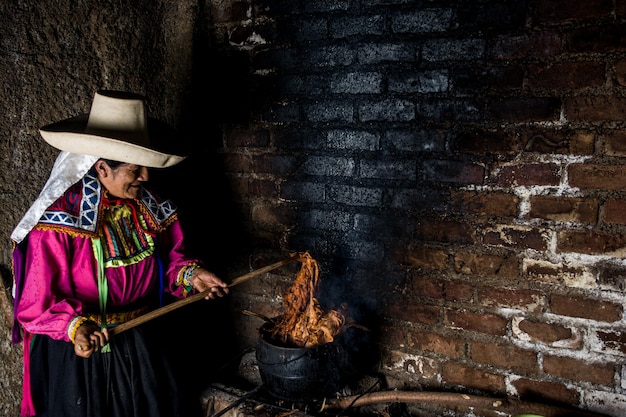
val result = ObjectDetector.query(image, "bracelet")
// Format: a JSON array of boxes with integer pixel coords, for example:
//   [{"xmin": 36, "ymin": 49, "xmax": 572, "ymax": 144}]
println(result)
[
  {"xmin": 182, "ymin": 264, "xmax": 200, "ymax": 288},
  {"xmin": 67, "ymin": 316, "xmax": 89, "ymax": 344}
]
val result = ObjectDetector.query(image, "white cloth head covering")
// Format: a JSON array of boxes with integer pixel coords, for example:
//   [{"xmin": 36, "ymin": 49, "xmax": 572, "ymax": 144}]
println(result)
[
  {"xmin": 11, "ymin": 151, "xmax": 98, "ymax": 244},
  {"xmin": 12, "ymin": 90, "xmax": 186, "ymax": 244}
]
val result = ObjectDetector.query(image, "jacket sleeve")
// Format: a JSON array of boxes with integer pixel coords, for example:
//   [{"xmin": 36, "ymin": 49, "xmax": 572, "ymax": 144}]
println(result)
[
  {"xmin": 159, "ymin": 218, "xmax": 205, "ymax": 299},
  {"xmin": 15, "ymin": 229, "xmax": 97, "ymax": 342}
]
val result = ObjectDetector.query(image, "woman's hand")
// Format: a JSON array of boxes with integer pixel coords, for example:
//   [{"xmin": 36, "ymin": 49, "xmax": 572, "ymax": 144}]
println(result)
[
  {"xmin": 191, "ymin": 267, "xmax": 230, "ymax": 300},
  {"xmin": 73, "ymin": 322, "xmax": 110, "ymax": 358}
]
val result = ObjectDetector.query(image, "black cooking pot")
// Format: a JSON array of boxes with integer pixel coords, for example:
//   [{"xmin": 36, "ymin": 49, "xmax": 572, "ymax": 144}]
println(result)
[{"xmin": 256, "ymin": 324, "xmax": 345, "ymax": 402}]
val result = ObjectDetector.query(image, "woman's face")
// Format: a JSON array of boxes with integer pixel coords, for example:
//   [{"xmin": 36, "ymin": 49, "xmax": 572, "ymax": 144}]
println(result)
[{"xmin": 94, "ymin": 160, "xmax": 149, "ymax": 199}]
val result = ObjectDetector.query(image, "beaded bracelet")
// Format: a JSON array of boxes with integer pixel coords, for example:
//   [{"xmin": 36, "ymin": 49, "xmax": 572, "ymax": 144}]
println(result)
[
  {"xmin": 175, "ymin": 263, "xmax": 200, "ymax": 296},
  {"xmin": 67, "ymin": 316, "xmax": 90, "ymax": 344},
  {"xmin": 182, "ymin": 263, "xmax": 200, "ymax": 288}
]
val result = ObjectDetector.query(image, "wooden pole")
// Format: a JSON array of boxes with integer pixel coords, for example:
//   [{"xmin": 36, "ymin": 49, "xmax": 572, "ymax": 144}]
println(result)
[
  {"xmin": 107, "ymin": 255, "xmax": 300, "ymax": 337},
  {"xmin": 321, "ymin": 391, "xmax": 611, "ymax": 417}
]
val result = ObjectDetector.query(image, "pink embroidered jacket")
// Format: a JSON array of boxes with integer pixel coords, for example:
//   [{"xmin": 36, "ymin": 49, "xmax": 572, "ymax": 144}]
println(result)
[{"xmin": 13, "ymin": 171, "xmax": 200, "ymax": 342}]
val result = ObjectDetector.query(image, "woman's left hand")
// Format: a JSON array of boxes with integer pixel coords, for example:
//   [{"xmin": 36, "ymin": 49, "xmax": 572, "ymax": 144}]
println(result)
[
  {"xmin": 74, "ymin": 322, "xmax": 110, "ymax": 358},
  {"xmin": 190, "ymin": 267, "xmax": 230, "ymax": 299}
]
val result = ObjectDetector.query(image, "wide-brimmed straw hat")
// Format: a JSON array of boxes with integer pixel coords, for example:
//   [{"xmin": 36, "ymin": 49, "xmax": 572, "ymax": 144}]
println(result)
[{"xmin": 39, "ymin": 90, "xmax": 186, "ymax": 168}]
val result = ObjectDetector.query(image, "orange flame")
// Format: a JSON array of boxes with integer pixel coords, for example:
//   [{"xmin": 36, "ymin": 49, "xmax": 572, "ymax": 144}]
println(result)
[{"xmin": 267, "ymin": 252, "xmax": 346, "ymax": 348}]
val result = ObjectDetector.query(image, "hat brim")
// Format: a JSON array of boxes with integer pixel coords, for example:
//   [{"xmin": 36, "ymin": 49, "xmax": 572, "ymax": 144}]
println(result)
[{"xmin": 39, "ymin": 114, "xmax": 186, "ymax": 168}]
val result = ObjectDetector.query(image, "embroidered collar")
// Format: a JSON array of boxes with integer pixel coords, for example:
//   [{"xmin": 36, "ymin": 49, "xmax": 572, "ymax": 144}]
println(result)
[{"xmin": 38, "ymin": 171, "xmax": 177, "ymax": 236}]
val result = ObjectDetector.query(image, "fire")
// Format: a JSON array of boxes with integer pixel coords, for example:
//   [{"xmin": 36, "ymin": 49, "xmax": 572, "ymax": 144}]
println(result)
[{"xmin": 267, "ymin": 251, "xmax": 346, "ymax": 348}]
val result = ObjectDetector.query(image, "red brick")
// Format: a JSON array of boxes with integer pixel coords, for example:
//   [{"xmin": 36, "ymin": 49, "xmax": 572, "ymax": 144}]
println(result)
[
  {"xmin": 486, "ymin": 98, "xmax": 561, "ymax": 122},
  {"xmin": 411, "ymin": 274, "xmax": 474, "ymax": 303},
  {"xmin": 492, "ymin": 163, "xmax": 560, "ymax": 186},
  {"xmin": 550, "ymin": 293, "xmax": 623, "ymax": 322},
  {"xmin": 567, "ymin": 96, "xmax": 626, "ymax": 121},
  {"xmin": 528, "ymin": 61, "xmax": 605, "ymax": 90},
  {"xmin": 415, "ymin": 219, "xmax": 475, "ymax": 245},
  {"xmin": 512, "ymin": 378, "xmax": 580, "ymax": 406},
  {"xmin": 524, "ymin": 260, "xmax": 592, "ymax": 287},
  {"xmin": 520, "ymin": 129, "xmax": 594, "ymax": 155},
  {"xmin": 441, "ymin": 280, "xmax": 474, "ymax": 303},
  {"xmin": 604, "ymin": 199, "xmax": 626, "ymax": 225},
  {"xmin": 514, "ymin": 318, "xmax": 581, "ymax": 347},
  {"xmin": 403, "ymin": 246, "xmax": 448, "ymax": 269},
  {"xmin": 470, "ymin": 341, "xmax": 538, "ymax": 373},
  {"xmin": 542, "ymin": 355, "xmax": 615, "ymax": 385},
  {"xmin": 600, "ymin": 129, "xmax": 626, "ymax": 155},
  {"xmin": 615, "ymin": 59, "xmax": 626, "ymax": 87},
  {"xmin": 568, "ymin": 164, "xmax": 626, "ymax": 190},
  {"xmin": 595, "ymin": 330, "xmax": 626, "ymax": 355},
  {"xmin": 409, "ymin": 273, "xmax": 446, "ymax": 299},
  {"xmin": 450, "ymin": 191, "xmax": 519, "ymax": 217},
  {"xmin": 407, "ymin": 331, "xmax": 465, "ymax": 358},
  {"xmin": 379, "ymin": 324, "xmax": 407, "ymax": 348},
  {"xmin": 478, "ymin": 287, "xmax": 544, "ymax": 312},
  {"xmin": 557, "ymin": 229, "xmax": 626, "ymax": 255},
  {"xmin": 565, "ymin": 131, "xmax": 595, "ymax": 154},
  {"xmin": 528, "ymin": 196, "xmax": 598, "ymax": 224},
  {"xmin": 443, "ymin": 361, "xmax": 506, "ymax": 393},
  {"xmin": 454, "ymin": 252, "xmax": 519, "ymax": 278},
  {"xmin": 446, "ymin": 309, "xmax": 507, "ymax": 336},
  {"xmin": 383, "ymin": 302, "xmax": 440, "ymax": 326},
  {"xmin": 483, "ymin": 226, "xmax": 548, "ymax": 251}
]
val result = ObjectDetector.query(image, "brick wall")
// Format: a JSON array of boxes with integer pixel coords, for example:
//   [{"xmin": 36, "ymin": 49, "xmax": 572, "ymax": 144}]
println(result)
[{"xmin": 206, "ymin": 0, "xmax": 626, "ymax": 416}]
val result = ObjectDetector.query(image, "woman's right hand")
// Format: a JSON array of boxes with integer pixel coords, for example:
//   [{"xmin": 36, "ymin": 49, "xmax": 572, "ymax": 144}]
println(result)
[{"xmin": 73, "ymin": 322, "xmax": 110, "ymax": 358}]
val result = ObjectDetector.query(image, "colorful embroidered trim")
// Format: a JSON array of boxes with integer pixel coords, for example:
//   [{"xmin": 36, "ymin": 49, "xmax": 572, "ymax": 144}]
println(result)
[
  {"xmin": 67, "ymin": 316, "xmax": 90, "ymax": 344},
  {"xmin": 37, "ymin": 171, "xmax": 178, "ymax": 237},
  {"xmin": 183, "ymin": 264, "xmax": 199, "ymax": 287},
  {"xmin": 177, "ymin": 263, "xmax": 199, "ymax": 296},
  {"xmin": 99, "ymin": 201, "xmax": 156, "ymax": 267},
  {"xmin": 39, "ymin": 174, "xmax": 101, "ymax": 235},
  {"xmin": 83, "ymin": 305, "xmax": 150, "ymax": 326}
]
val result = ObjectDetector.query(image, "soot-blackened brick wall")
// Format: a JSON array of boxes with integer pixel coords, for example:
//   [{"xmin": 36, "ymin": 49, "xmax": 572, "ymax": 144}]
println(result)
[{"xmin": 206, "ymin": 1, "xmax": 626, "ymax": 416}]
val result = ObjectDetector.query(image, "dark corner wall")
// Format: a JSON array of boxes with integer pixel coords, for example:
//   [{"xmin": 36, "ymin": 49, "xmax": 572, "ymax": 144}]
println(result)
[
  {"xmin": 2, "ymin": 1, "xmax": 626, "ymax": 416},
  {"xmin": 0, "ymin": 1, "xmax": 202, "ymax": 414}
]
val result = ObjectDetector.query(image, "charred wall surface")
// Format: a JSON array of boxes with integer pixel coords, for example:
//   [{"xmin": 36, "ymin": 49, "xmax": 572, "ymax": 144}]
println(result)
[
  {"xmin": 1, "ymin": 1, "xmax": 626, "ymax": 416},
  {"xmin": 209, "ymin": 1, "xmax": 626, "ymax": 416}
]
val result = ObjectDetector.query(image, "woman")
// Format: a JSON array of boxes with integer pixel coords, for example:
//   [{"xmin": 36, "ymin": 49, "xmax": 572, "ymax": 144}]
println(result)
[{"xmin": 11, "ymin": 90, "xmax": 229, "ymax": 417}]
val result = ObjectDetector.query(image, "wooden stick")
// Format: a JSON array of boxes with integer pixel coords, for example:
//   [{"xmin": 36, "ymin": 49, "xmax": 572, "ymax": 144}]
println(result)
[{"xmin": 108, "ymin": 255, "xmax": 300, "ymax": 337}]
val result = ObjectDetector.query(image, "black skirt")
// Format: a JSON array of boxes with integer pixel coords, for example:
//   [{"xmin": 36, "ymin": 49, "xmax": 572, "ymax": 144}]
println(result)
[{"xmin": 29, "ymin": 327, "xmax": 183, "ymax": 417}]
